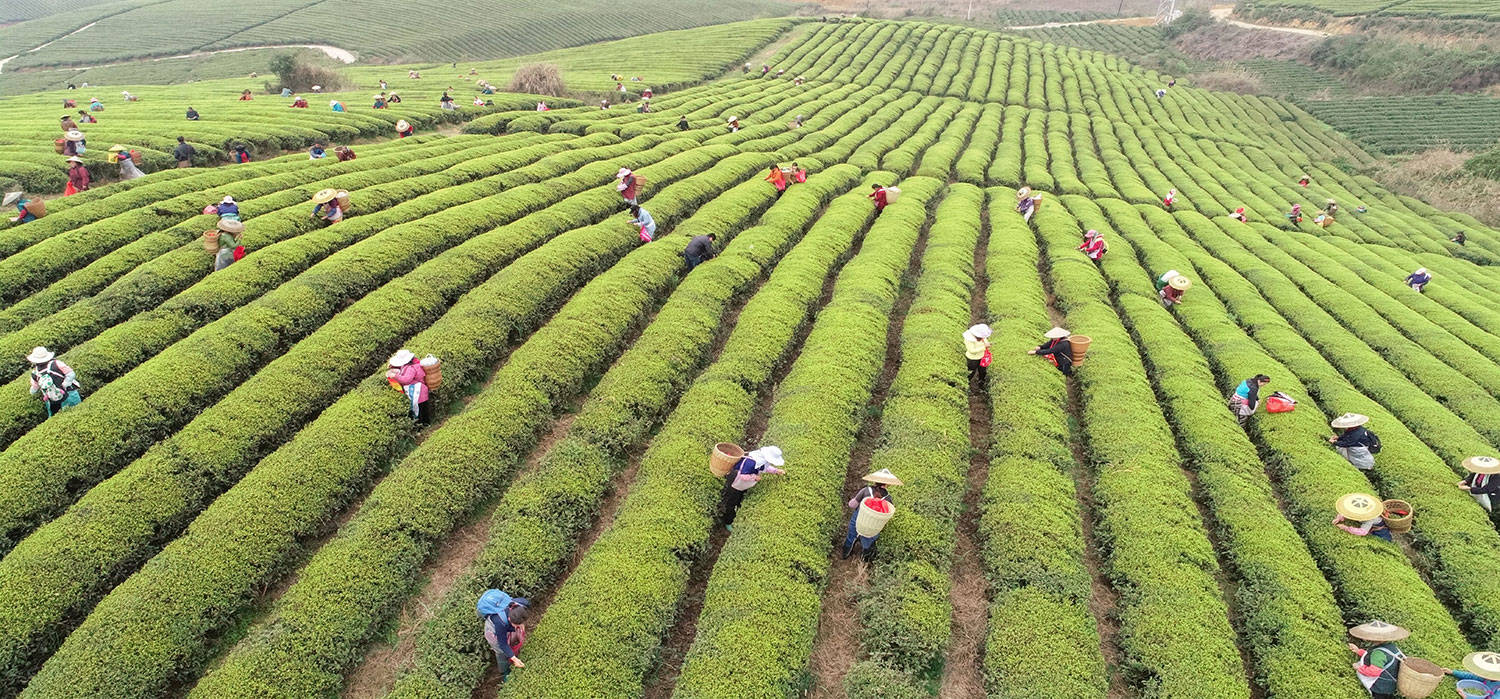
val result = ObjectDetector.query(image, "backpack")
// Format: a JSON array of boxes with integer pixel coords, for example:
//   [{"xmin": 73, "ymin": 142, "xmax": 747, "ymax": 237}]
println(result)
[
  {"xmin": 34, "ymin": 363, "xmax": 66, "ymax": 402},
  {"xmin": 477, "ymin": 589, "xmax": 513, "ymax": 619},
  {"xmin": 1367, "ymin": 430, "xmax": 1381, "ymax": 455}
]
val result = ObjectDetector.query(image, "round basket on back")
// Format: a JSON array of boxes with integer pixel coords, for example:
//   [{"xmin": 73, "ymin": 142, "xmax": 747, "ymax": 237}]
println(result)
[
  {"xmin": 335, "ymin": 190, "xmax": 351, "ymax": 210},
  {"xmin": 1069, "ymin": 335, "xmax": 1093, "ymax": 366},
  {"xmin": 420, "ymin": 355, "xmax": 443, "ymax": 389},
  {"xmin": 202, "ymin": 230, "xmax": 220, "ymax": 253},
  {"xmin": 709, "ymin": 442, "xmax": 743, "ymax": 478},
  {"xmin": 1396, "ymin": 657, "xmax": 1443, "ymax": 699},
  {"xmin": 1383, "ymin": 499, "xmax": 1413, "ymax": 533},
  {"xmin": 855, "ymin": 497, "xmax": 894, "ymax": 537},
  {"xmin": 23, "ymin": 199, "xmax": 46, "ymax": 218}
]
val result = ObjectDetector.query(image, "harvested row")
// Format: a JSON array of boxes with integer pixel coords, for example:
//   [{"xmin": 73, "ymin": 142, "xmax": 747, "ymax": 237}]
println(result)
[
  {"xmin": 385, "ymin": 166, "xmax": 863, "ymax": 699},
  {"xmin": 0, "ymin": 137, "xmax": 702, "ymax": 555},
  {"xmin": 671, "ymin": 178, "xmax": 947, "ymax": 697},
  {"xmin": 1062, "ymin": 195, "xmax": 1359, "ymax": 697},
  {"xmin": 1122, "ymin": 207, "xmax": 1472, "ymax": 659},
  {"xmin": 842, "ymin": 183, "xmax": 979, "ymax": 694},
  {"xmin": 499, "ymin": 177, "xmax": 916, "ymax": 697},
  {"xmin": 0, "ymin": 139, "xmax": 715, "ymax": 692},
  {"xmin": 979, "ymin": 191, "xmax": 1108, "ymax": 698},
  {"xmin": 1032, "ymin": 201, "xmax": 1252, "ymax": 697},
  {"xmin": 184, "ymin": 152, "xmax": 781, "ymax": 697}
]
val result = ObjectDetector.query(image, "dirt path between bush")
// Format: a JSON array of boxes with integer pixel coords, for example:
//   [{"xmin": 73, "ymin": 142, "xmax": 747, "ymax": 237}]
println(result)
[
  {"xmin": 3, "ymin": 43, "xmax": 356, "ymax": 76},
  {"xmin": 937, "ymin": 206, "xmax": 992, "ymax": 699},
  {"xmin": 1209, "ymin": 5, "xmax": 1332, "ymax": 37}
]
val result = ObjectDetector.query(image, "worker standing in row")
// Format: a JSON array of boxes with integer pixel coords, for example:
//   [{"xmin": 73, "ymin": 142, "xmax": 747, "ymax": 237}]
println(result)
[
  {"xmin": 212, "ymin": 219, "xmax": 245, "ymax": 271},
  {"xmin": 628, "ymin": 205, "xmax": 656, "ymax": 242},
  {"xmin": 174, "ymin": 136, "xmax": 195, "ymax": 168},
  {"xmin": 1078, "ymin": 229, "xmax": 1105, "ymax": 264},
  {"xmin": 27, "ymin": 346, "xmax": 82, "ymax": 418},
  {"xmin": 963, "ymin": 323, "xmax": 991, "ymax": 385},
  {"xmin": 616, "ymin": 168, "xmax": 640, "ymax": 207},
  {"xmin": 719, "ymin": 446, "xmax": 785, "ymax": 531},
  {"xmin": 1346, "ymin": 620, "xmax": 1407, "ymax": 698},
  {"xmin": 65, "ymin": 156, "xmax": 90, "ymax": 195},
  {"xmin": 841, "ymin": 469, "xmax": 900, "ymax": 562},
  {"xmin": 476, "ymin": 589, "xmax": 529, "ymax": 681},
  {"xmin": 109, "ymin": 145, "xmax": 145, "ymax": 180},
  {"xmin": 386, "ymin": 348, "xmax": 432, "ymax": 423},
  {"xmin": 869, "ymin": 183, "xmax": 890, "ymax": 215},
  {"xmin": 683, "ymin": 233, "xmax": 716, "ymax": 270}
]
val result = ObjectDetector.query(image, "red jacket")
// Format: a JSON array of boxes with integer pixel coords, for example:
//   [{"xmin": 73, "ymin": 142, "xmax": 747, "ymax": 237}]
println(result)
[
  {"xmin": 620, "ymin": 175, "xmax": 638, "ymax": 201},
  {"xmin": 869, "ymin": 188, "xmax": 888, "ymax": 209}
]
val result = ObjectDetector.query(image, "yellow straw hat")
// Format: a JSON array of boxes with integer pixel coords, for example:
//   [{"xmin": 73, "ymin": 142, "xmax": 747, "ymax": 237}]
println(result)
[
  {"xmin": 1335, "ymin": 492, "xmax": 1383, "ymax": 521},
  {"xmin": 1017, "ymin": 186, "xmax": 1032, "ymax": 199},
  {"xmin": 862, "ymin": 469, "xmax": 903, "ymax": 486},
  {"xmin": 108, "ymin": 144, "xmax": 128, "ymax": 152},
  {"xmin": 395, "ymin": 119, "xmax": 410, "ymax": 132},
  {"xmin": 312, "ymin": 188, "xmax": 338, "ymax": 204},
  {"xmin": 1348, "ymin": 620, "xmax": 1410, "ymax": 642},
  {"xmin": 64, "ymin": 130, "xmax": 85, "ymax": 141},
  {"xmin": 216, "ymin": 219, "xmax": 245, "ymax": 234},
  {"xmin": 1463, "ymin": 652, "xmax": 1500, "ymax": 681},
  {"xmin": 1463, "ymin": 456, "xmax": 1500, "ymax": 475},
  {"xmin": 1169, "ymin": 276, "xmax": 1191, "ymax": 291}
]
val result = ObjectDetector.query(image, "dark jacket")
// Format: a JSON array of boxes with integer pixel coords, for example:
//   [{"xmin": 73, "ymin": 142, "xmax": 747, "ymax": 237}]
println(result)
[
  {"xmin": 1463, "ymin": 472, "xmax": 1500, "ymax": 496},
  {"xmin": 173, "ymin": 142, "xmax": 196, "ymax": 162},
  {"xmin": 1035, "ymin": 338, "xmax": 1073, "ymax": 369},
  {"xmin": 1332, "ymin": 426, "xmax": 1375, "ymax": 449},
  {"xmin": 683, "ymin": 235, "xmax": 714, "ymax": 261}
]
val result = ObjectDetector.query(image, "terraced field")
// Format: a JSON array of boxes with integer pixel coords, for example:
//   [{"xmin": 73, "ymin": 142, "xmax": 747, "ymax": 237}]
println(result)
[
  {"xmin": 4, "ymin": 16, "xmax": 1500, "ymax": 699},
  {"xmin": 1301, "ymin": 94, "xmax": 1500, "ymax": 153},
  {"xmin": 1244, "ymin": 0, "xmax": 1500, "ymax": 19}
]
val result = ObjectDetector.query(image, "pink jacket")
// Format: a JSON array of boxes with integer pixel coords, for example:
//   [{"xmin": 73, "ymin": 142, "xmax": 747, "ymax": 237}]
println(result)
[{"xmin": 391, "ymin": 362, "xmax": 429, "ymax": 403}]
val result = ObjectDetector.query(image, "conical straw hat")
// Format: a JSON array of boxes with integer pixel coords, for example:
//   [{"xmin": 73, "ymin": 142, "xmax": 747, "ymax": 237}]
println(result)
[
  {"xmin": 312, "ymin": 188, "xmax": 338, "ymax": 204},
  {"xmin": 1335, "ymin": 493, "xmax": 1382, "ymax": 521},
  {"xmin": 108, "ymin": 144, "xmax": 128, "ymax": 152},
  {"xmin": 862, "ymin": 469, "xmax": 903, "ymax": 486},
  {"xmin": 1169, "ymin": 276, "xmax": 1191, "ymax": 291},
  {"xmin": 1016, "ymin": 186, "xmax": 1032, "ymax": 199},
  {"xmin": 1348, "ymin": 620, "xmax": 1410, "ymax": 642},
  {"xmin": 1463, "ymin": 456, "xmax": 1500, "ymax": 474},
  {"xmin": 395, "ymin": 119, "xmax": 410, "ymax": 131},
  {"xmin": 1331, "ymin": 413, "xmax": 1369, "ymax": 429},
  {"xmin": 216, "ymin": 219, "xmax": 245, "ymax": 234},
  {"xmin": 2, "ymin": 191, "xmax": 21, "ymax": 207},
  {"xmin": 1463, "ymin": 652, "xmax": 1500, "ymax": 681},
  {"xmin": 64, "ymin": 130, "xmax": 84, "ymax": 141}
]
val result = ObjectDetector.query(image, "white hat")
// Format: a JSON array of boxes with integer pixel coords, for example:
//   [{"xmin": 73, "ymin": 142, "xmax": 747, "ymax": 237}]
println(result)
[
  {"xmin": 862, "ymin": 468, "xmax": 903, "ymax": 486},
  {"xmin": 1462, "ymin": 456, "xmax": 1500, "ymax": 475},
  {"xmin": 1331, "ymin": 413, "xmax": 1369, "ymax": 429},
  {"xmin": 388, "ymin": 349, "xmax": 416, "ymax": 367},
  {"xmin": 374, "ymin": 93, "xmax": 385, "ymax": 98},
  {"xmin": 1464, "ymin": 652, "xmax": 1500, "ymax": 681},
  {"xmin": 1414, "ymin": 268, "xmax": 1427, "ymax": 275},
  {"xmin": 221, "ymin": 195, "xmax": 235, "ymax": 205},
  {"xmin": 1169, "ymin": 276, "xmax": 1191, "ymax": 291},
  {"xmin": 395, "ymin": 120, "xmax": 410, "ymax": 131},
  {"xmin": 1348, "ymin": 620, "xmax": 1409, "ymax": 642},
  {"xmin": 616, "ymin": 168, "xmax": 631, "ymax": 179},
  {"xmin": 727, "ymin": 115, "xmax": 738, "ymax": 122},
  {"xmin": 66, "ymin": 156, "xmax": 84, "ymax": 163},
  {"xmin": 64, "ymin": 129, "xmax": 84, "ymax": 141},
  {"xmin": 967, "ymin": 324, "xmax": 991, "ymax": 339},
  {"xmin": 1044, "ymin": 327, "xmax": 1071, "ymax": 339},
  {"xmin": 2, "ymin": 191, "xmax": 22, "ymax": 207},
  {"xmin": 26, "ymin": 346, "xmax": 54, "ymax": 363},
  {"xmin": 749, "ymin": 445, "xmax": 784, "ymax": 467},
  {"xmin": 1085, "ymin": 229, "xmax": 1100, "ymax": 238},
  {"xmin": 330, "ymin": 100, "xmax": 339, "ymax": 106}
]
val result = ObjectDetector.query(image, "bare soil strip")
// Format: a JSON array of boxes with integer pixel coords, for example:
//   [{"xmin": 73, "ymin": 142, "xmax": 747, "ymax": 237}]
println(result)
[
  {"xmin": 805, "ymin": 206, "xmax": 934, "ymax": 699},
  {"xmin": 937, "ymin": 205, "xmax": 992, "ymax": 699}
]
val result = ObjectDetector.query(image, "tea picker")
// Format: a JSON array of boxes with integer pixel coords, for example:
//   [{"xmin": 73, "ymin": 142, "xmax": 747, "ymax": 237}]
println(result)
[
  {"xmin": 628, "ymin": 205, "xmax": 656, "ymax": 242},
  {"xmin": 713, "ymin": 445, "xmax": 785, "ymax": 531},
  {"xmin": 1333, "ymin": 492, "xmax": 1394, "ymax": 543},
  {"xmin": 205, "ymin": 219, "xmax": 246, "ymax": 272},
  {"xmin": 842, "ymin": 469, "xmax": 901, "ymax": 562},
  {"xmin": 1158, "ymin": 274, "xmax": 1190, "ymax": 307},
  {"xmin": 5, "ymin": 191, "xmax": 44, "ymax": 224},
  {"xmin": 1445, "ymin": 652, "xmax": 1500, "ymax": 697},
  {"xmin": 476, "ymin": 589, "xmax": 529, "ymax": 681},
  {"xmin": 1329, "ymin": 413, "xmax": 1380, "ymax": 471},
  {"xmin": 385, "ymin": 348, "xmax": 435, "ymax": 423},
  {"xmin": 1346, "ymin": 620, "xmax": 1409, "ymax": 699},
  {"xmin": 1457, "ymin": 456, "xmax": 1500, "ymax": 513},
  {"xmin": 963, "ymin": 323, "xmax": 991, "ymax": 384},
  {"xmin": 311, "ymin": 188, "xmax": 346, "ymax": 226},
  {"xmin": 26, "ymin": 346, "xmax": 82, "ymax": 419},
  {"xmin": 1405, "ymin": 268, "xmax": 1431, "ymax": 293},
  {"xmin": 1029, "ymin": 326, "xmax": 1085, "ymax": 377},
  {"xmin": 1077, "ymin": 229, "xmax": 1106, "ymax": 263},
  {"xmin": 1228, "ymin": 374, "xmax": 1271, "ymax": 427}
]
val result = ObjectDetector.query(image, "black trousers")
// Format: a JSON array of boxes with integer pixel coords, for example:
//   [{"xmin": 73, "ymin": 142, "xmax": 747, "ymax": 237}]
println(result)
[
  {"xmin": 966, "ymin": 357, "xmax": 986, "ymax": 383},
  {"xmin": 719, "ymin": 475, "xmax": 747, "ymax": 525}
]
